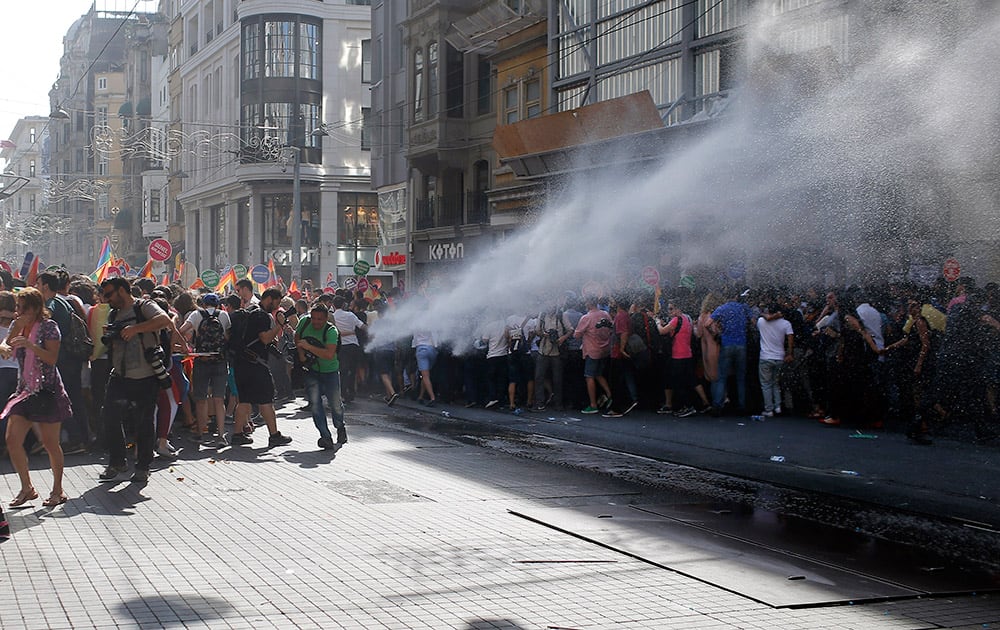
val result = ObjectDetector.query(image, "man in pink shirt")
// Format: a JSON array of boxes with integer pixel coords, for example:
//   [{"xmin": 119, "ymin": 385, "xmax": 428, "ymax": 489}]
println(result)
[{"xmin": 574, "ymin": 298, "xmax": 614, "ymax": 414}]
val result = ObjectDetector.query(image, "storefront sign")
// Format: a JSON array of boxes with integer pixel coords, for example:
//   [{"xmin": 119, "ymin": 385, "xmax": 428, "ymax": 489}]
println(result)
[
  {"xmin": 428, "ymin": 242, "xmax": 464, "ymax": 261},
  {"xmin": 264, "ymin": 248, "xmax": 320, "ymax": 265},
  {"xmin": 375, "ymin": 250, "xmax": 407, "ymax": 268}
]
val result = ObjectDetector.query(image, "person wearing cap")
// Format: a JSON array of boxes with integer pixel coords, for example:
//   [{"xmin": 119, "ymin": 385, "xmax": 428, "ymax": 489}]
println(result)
[
  {"xmin": 295, "ymin": 302, "xmax": 347, "ymax": 449},
  {"xmin": 179, "ymin": 293, "xmax": 231, "ymax": 447}
]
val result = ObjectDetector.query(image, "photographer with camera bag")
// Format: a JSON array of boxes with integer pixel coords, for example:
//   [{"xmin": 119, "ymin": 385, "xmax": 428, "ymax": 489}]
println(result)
[
  {"xmin": 294, "ymin": 302, "xmax": 346, "ymax": 449},
  {"xmin": 97, "ymin": 278, "xmax": 173, "ymax": 483}
]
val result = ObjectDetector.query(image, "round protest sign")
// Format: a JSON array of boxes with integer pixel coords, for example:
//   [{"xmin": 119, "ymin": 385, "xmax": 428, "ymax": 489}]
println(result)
[
  {"xmin": 250, "ymin": 264, "xmax": 270, "ymax": 284},
  {"xmin": 201, "ymin": 269, "xmax": 221, "ymax": 287},
  {"xmin": 353, "ymin": 260, "xmax": 371, "ymax": 277},
  {"xmin": 148, "ymin": 238, "xmax": 172, "ymax": 262},
  {"xmin": 233, "ymin": 264, "xmax": 248, "ymax": 279}
]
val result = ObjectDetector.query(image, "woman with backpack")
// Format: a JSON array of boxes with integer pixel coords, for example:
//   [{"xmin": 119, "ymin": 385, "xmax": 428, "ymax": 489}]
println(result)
[{"xmin": 658, "ymin": 300, "xmax": 698, "ymax": 417}]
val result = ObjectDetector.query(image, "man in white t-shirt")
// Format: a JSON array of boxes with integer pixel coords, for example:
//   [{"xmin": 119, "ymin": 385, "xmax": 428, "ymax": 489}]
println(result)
[
  {"xmin": 757, "ymin": 305, "xmax": 794, "ymax": 416},
  {"xmin": 332, "ymin": 295, "xmax": 366, "ymax": 402}
]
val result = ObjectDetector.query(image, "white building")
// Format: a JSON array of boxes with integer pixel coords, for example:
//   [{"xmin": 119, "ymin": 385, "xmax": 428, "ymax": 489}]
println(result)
[
  {"xmin": 0, "ymin": 117, "xmax": 53, "ymax": 268},
  {"xmin": 171, "ymin": 0, "xmax": 374, "ymax": 286}
]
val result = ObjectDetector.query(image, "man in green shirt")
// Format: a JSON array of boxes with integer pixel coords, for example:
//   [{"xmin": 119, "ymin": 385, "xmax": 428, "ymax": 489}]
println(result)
[{"xmin": 294, "ymin": 302, "xmax": 346, "ymax": 449}]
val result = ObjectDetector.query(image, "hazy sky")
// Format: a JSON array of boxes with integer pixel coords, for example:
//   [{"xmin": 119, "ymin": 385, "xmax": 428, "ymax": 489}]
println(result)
[{"xmin": 0, "ymin": 1, "xmax": 158, "ymax": 168}]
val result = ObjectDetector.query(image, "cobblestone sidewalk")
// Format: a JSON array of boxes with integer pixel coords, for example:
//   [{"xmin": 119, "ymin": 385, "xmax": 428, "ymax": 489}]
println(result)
[{"xmin": 0, "ymin": 402, "xmax": 997, "ymax": 629}]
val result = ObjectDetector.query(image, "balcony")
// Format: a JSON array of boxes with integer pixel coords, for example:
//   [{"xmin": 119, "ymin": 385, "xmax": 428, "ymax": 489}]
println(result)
[
  {"xmin": 466, "ymin": 191, "xmax": 489, "ymax": 224},
  {"xmin": 414, "ymin": 195, "xmax": 462, "ymax": 231}
]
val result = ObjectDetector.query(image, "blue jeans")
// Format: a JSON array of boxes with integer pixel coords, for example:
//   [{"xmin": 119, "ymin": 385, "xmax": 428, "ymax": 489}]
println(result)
[
  {"xmin": 712, "ymin": 345, "xmax": 747, "ymax": 410},
  {"xmin": 304, "ymin": 370, "xmax": 345, "ymax": 440},
  {"xmin": 758, "ymin": 359, "xmax": 784, "ymax": 413}
]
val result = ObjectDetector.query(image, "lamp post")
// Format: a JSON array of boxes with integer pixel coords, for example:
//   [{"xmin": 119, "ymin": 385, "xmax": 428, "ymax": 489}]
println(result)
[{"xmin": 291, "ymin": 145, "xmax": 302, "ymax": 286}]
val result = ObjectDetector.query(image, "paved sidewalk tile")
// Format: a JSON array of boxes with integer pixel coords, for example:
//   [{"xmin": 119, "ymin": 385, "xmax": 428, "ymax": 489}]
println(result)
[{"xmin": 0, "ymin": 402, "xmax": 997, "ymax": 629}]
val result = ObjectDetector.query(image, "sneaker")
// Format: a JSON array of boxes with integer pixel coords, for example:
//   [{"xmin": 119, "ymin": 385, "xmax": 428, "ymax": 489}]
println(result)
[
  {"xmin": 130, "ymin": 469, "xmax": 150, "ymax": 483},
  {"xmin": 696, "ymin": 404, "xmax": 712, "ymax": 414},
  {"xmin": 213, "ymin": 434, "xmax": 229, "ymax": 448},
  {"xmin": 98, "ymin": 464, "xmax": 127, "ymax": 481},
  {"xmin": 485, "ymin": 400, "xmax": 499, "ymax": 409},
  {"xmin": 268, "ymin": 432, "xmax": 293, "ymax": 447},
  {"xmin": 600, "ymin": 397, "xmax": 613, "ymax": 412},
  {"xmin": 155, "ymin": 443, "xmax": 178, "ymax": 459},
  {"xmin": 386, "ymin": 393, "xmax": 399, "ymax": 406},
  {"xmin": 622, "ymin": 401, "xmax": 638, "ymax": 415},
  {"xmin": 774, "ymin": 406, "xmax": 782, "ymax": 415},
  {"xmin": 317, "ymin": 436, "xmax": 336, "ymax": 450},
  {"xmin": 511, "ymin": 407, "xmax": 524, "ymax": 416},
  {"xmin": 532, "ymin": 404, "xmax": 547, "ymax": 412},
  {"xmin": 761, "ymin": 411, "xmax": 774, "ymax": 417},
  {"xmin": 424, "ymin": 399, "xmax": 436, "ymax": 408},
  {"xmin": 820, "ymin": 416, "xmax": 841, "ymax": 426},
  {"xmin": 597, "ymin": 394, "xmax": 609, "ymax": 408},
  {"xmin": 581, "ymin": 406, "xmax": 600, "ymax": 414},
  {"xmin": 674, "ymin": 407, "xmax": 697, "ymax": 418},
  {"xmin": 656, "ymin": 405, "xmax": 673, "ymax": 415},
  {"xmin": 336, "ymin": 427, "xmax": 348, "ymax": 445},
  {"xmin": 602, "ymin": 410, "xmax": 623, "ymax": 418},
  {"xmin": 230, "ymin": 433, "xmax": 253, "ymax": 446}
]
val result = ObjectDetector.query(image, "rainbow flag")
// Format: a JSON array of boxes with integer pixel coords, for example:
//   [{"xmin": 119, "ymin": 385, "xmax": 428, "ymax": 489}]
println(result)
[
  {"xmin": 215, "ymin": 268, "xmax": 238, "ymax": 293},
  {"xmin": 25, "ymin": 255, "xmax": 40, "ymax": 286},
  {"xmin": 189, "ymin": 278, "xmax": 205, "ymax": 290},
  {"xmin": 89, "ymin": 238, "xmax": 113, "ymax": 282},
  {"xmin": 287, "ymin": 279, "xmax": 298, "ymax": 294},
  {"xmin": 266, "ymin": 259, "xmax": 278, "ymax": 288},
  {"xmin": 139, "ymin": 259, "xmax": 155, "ymax": 279},
  {"xmin": 161, "ymin": 273, "xmax": 169, "ymax": 286}
]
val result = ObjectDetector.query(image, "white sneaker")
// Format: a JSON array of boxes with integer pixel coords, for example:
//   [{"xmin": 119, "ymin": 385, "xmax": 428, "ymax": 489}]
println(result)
[
  {"xmin": 155, "ymin": 442, "xmax": 178, "ymax": 458},
  {"xmin": 774, "ymin": 406, "xmax": 782, "ymax": 415},
  {"xmin": 761, "ymin": 411, "xmax": 774, "ymax": 417}
]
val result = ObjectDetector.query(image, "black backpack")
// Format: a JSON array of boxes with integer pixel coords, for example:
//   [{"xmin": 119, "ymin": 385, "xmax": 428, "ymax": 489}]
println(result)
[{"xmin": 194, "ymin": 309, "xmax": 227, "ymax": 357}]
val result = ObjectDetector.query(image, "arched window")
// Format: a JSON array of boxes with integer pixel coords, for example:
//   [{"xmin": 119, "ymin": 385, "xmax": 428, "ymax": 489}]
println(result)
[{"xmin": 413, "ymin": 48, "xmax": 424, "ymax": 122}]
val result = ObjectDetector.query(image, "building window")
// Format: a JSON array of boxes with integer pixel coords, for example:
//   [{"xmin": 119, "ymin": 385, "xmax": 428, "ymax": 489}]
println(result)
[
  {"xmin": 413, "ymin": 48, "xmax": 424, "ymax": 122},
  {"xmin": 242, "ymin": 22, "xmax": 260, "ymax": 80},
  {"xmin": 98, "ymin": 159, "xmax": 108, "ymax": 176},
  {"xmin": 503, "ymin": 87, "xmax": 519, "ymax": 124},
  {"xmin": 97, "ymin": 77, "xmax": 107, "ymax": 90},
  {"xmin": 150, "ymin": 190, "xmax": 161, "ymax": 222},
  {"xmin": 243, "ymin": 101, "xmax": 321, "ymax": 150},
  {"xmin": 262, "ymin": 193, "xmax": 320, "ymax": 250},
  {"xmin": 338, "ymin": 192, "xmax": 379, "ymax": 247},
  {"xmin": 361, "ymin": 107, "xmax": 371, "ymax": 150},
  {"xmin": 427, "ymin": 42, "xmax": 439, "ymax": 118},
  {"xmin": 211, "ymin": 203, "xmax": 226, "ymax": 265},
  {"xmin": 29, "ymin": 160, "xmax": 36, "ymax": 178},
  {"xmin": 361, "ymin": 39, "xmax": 372, "ymax": 83},
  {"xmin": 97, "ymin": 106, "xmax": 108, "ymax": 127},
  {"xmin": 299, "ymin": 21, "xmax": 320, "ymax": 80},
  {"xmin": 98, "ymin": 193, "xmax": 109, "ymax": 220},
  {"xmin": 525, "ymin": 79, "xmax": 541, "ymax": 118},
  {"xmin": 29, "ymin": 194, "xmax": 36, "ymax": 212},
  {"xmin": 477, "ymin": 57, "xmax": 493, "ymax": 115},
  {"xmin": 264, "ymin": 20, "xmax": 295, "ymax": 77},
  {"xmin": 29, "ymin": 128, "xmax": 36, "ymax": 143}
]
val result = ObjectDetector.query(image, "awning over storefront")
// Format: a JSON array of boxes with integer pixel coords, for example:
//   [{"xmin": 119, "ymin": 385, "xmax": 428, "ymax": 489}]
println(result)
[
  {"xmin": 493, "ymin": 91, "xmax": 670, "ymax": 179},
  {"xmin": 118, "ymin": 97, "xmax": 151, "ymax": 117},
  {"xmin": 493, "ymin": 91, "xmax": 720, "ymax": 180}
]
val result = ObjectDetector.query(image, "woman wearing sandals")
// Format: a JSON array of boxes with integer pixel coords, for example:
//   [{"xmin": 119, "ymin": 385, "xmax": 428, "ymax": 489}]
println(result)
[{"xmin": 0, "ymin": 287, "xmax": 73, "ymax": 508}]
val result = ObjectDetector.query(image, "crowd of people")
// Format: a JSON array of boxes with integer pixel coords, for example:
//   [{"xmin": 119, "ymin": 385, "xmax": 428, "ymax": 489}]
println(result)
[{"xmin": 0, "ymin": 266, "xmax": 997, "ymax": 517}]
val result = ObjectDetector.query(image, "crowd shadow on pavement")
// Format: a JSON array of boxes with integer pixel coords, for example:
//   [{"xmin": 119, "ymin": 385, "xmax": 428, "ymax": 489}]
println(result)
[
  {"xmin": 460, "ymin": 621, "xmax": 527, "ymax": 630},
  {"xmin": 114, "ymin": 594, "xmax": 234, "ymax": 627}
]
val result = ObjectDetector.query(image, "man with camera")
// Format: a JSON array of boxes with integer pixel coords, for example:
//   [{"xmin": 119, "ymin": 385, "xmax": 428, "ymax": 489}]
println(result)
[
  {"xmin": 97, "ymin": 277, "xmax": 173, "ymax": 482},
  {"xmin": 294, "ymin": 302, "xmax": 346, "ymax": 449}
]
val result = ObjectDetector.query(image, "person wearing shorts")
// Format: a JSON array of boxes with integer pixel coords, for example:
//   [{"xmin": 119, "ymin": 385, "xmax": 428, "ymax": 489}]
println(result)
[{"xmin": 230, "ymin": 289, "xmax": 291, "ymax": 448}]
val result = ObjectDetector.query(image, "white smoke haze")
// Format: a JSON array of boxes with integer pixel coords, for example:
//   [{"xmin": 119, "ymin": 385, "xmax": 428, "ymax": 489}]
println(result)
[{"xmin": 381, "ymin": 1, "xmax": 1000, "ymax": 349}]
